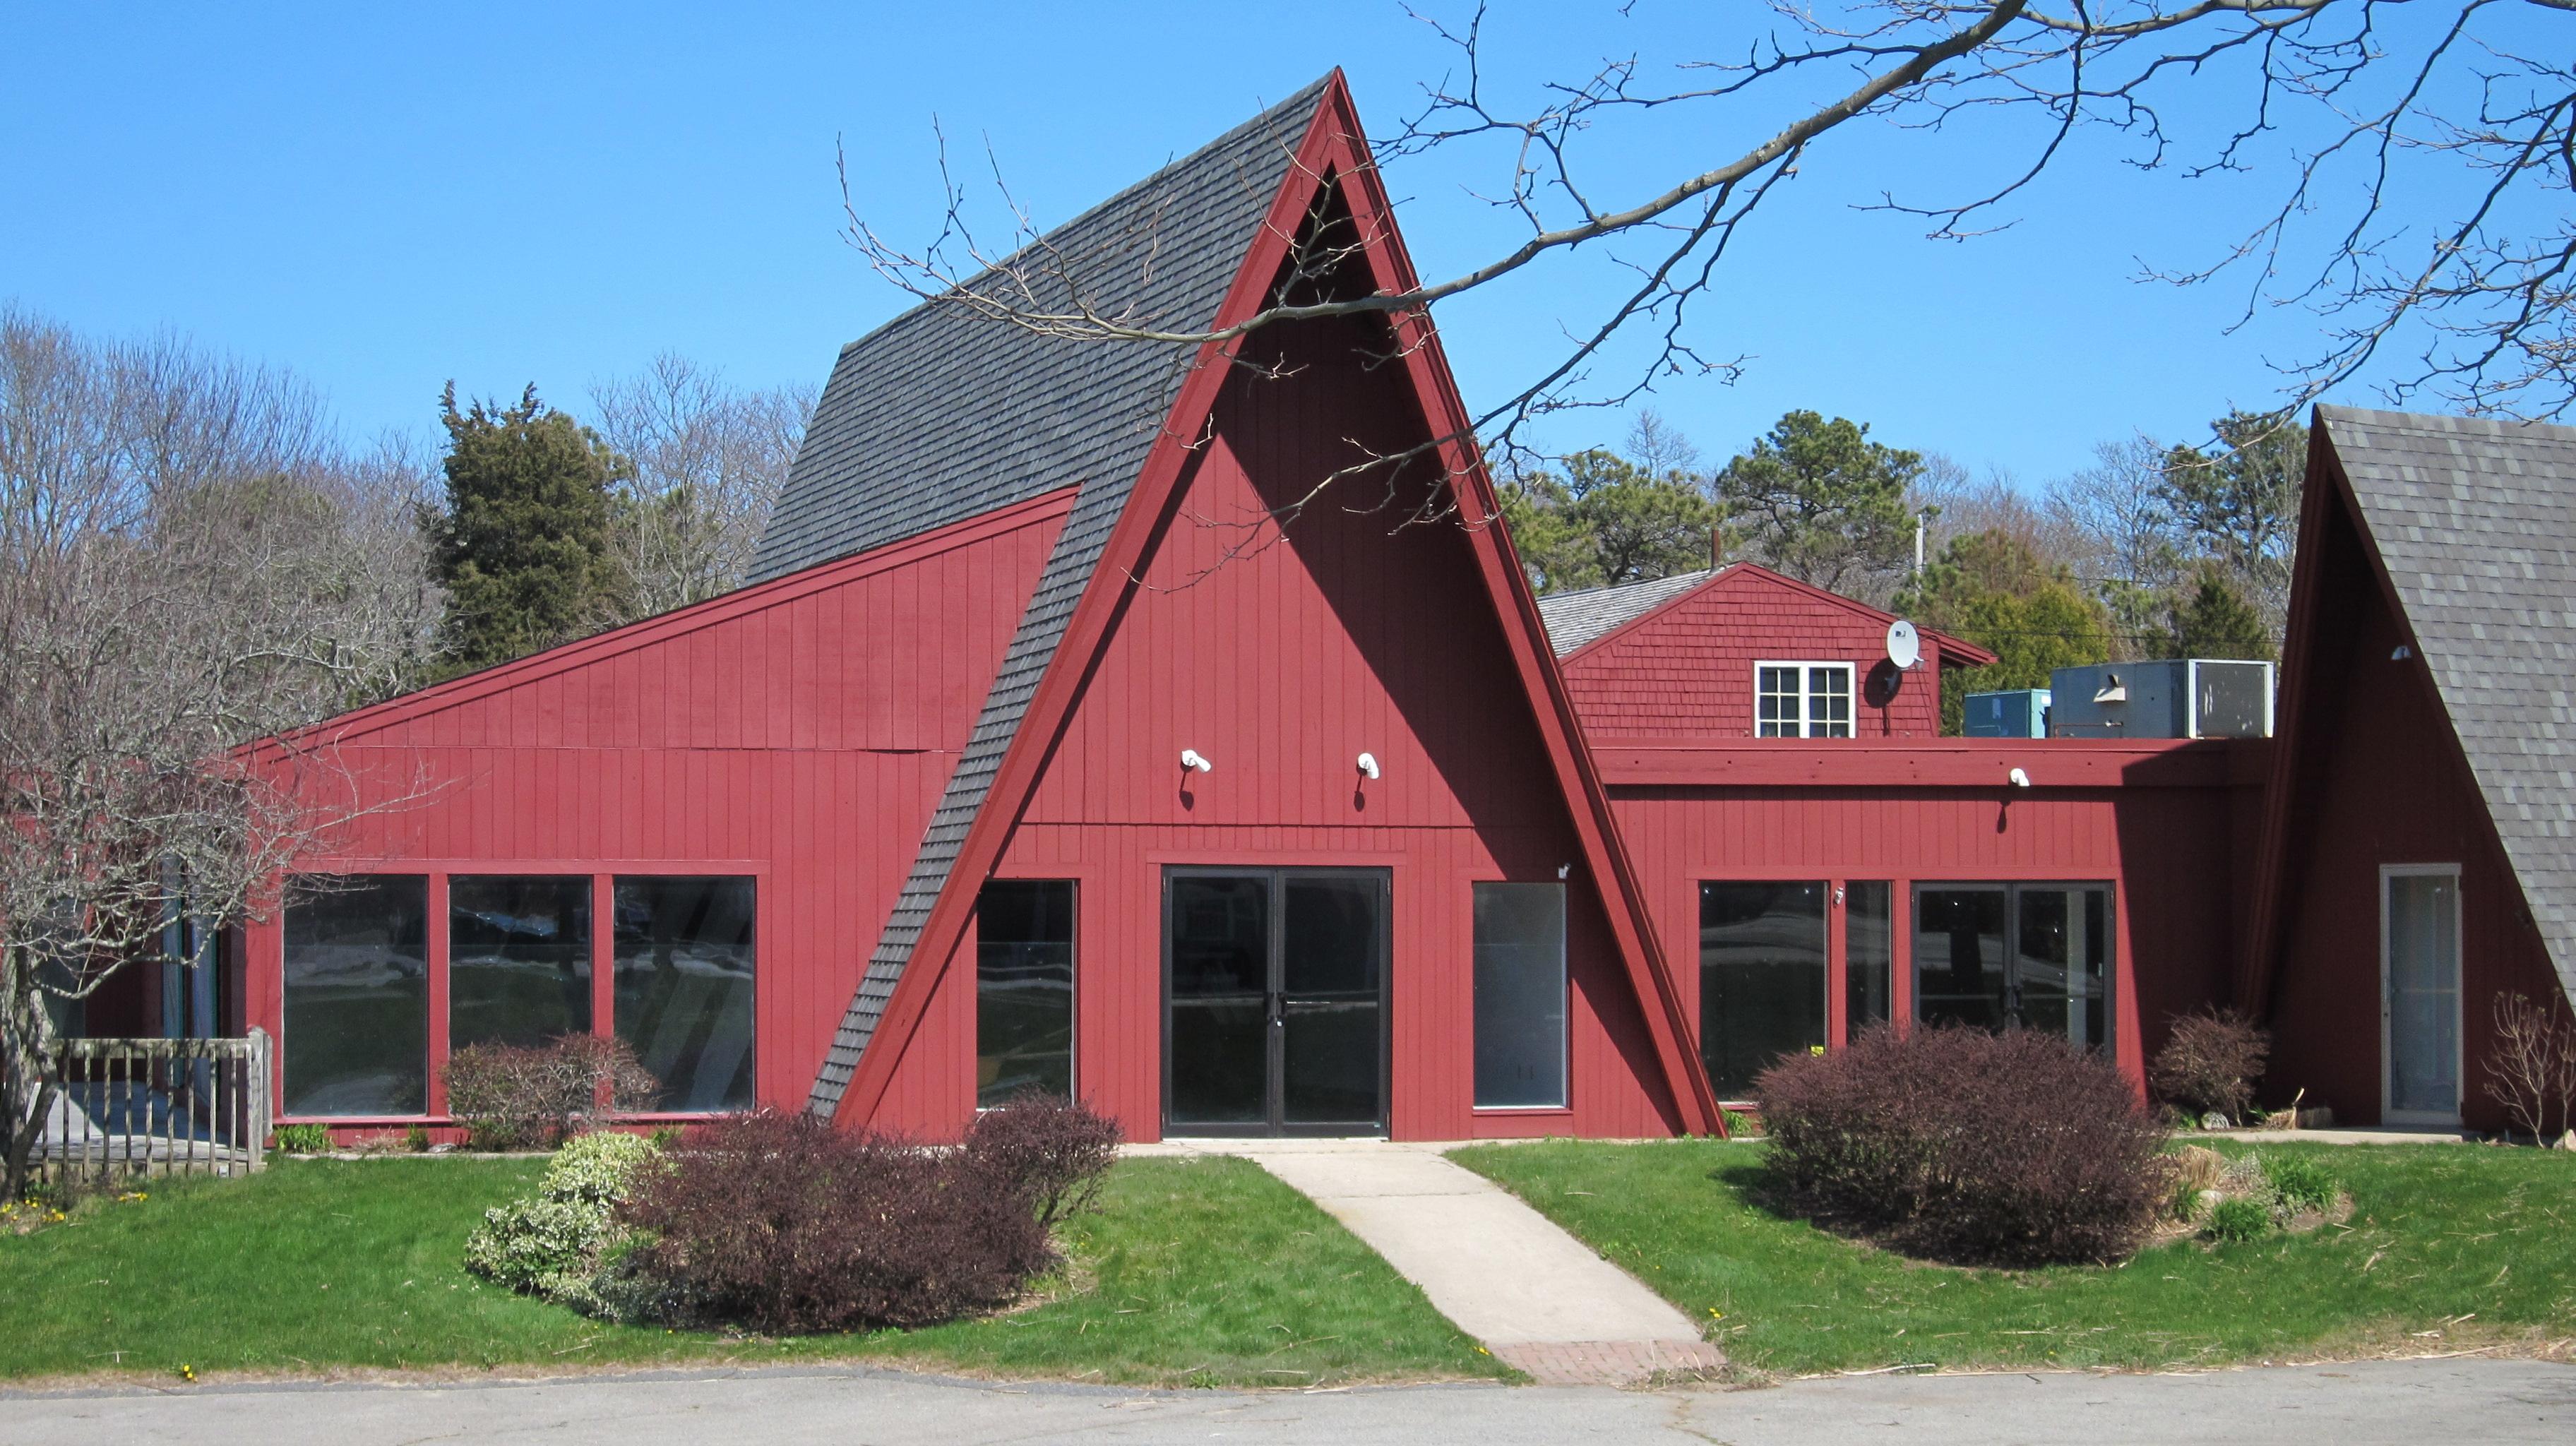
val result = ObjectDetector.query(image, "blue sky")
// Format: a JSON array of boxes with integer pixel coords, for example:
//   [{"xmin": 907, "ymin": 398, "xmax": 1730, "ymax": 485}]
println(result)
[{"xmin": 0, "ymin": 3, "xmax": 2491, "ymax": 485}]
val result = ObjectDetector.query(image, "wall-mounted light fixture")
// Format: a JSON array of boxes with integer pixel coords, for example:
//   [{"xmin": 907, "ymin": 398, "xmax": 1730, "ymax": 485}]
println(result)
[
  {"xmin": 2008, "ymin": 767, "xmax": 2032, "ymax": 789},
  {"xmin": 1179, "ymin": 748, "xmax": 1212, "ymax": 774},
  {"xmin": 1355, "ymin": 751, "xmax": 1381, "ymax": 780}
]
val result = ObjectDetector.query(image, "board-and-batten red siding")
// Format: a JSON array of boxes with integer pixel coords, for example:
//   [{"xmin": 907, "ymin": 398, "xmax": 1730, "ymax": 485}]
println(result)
[
  {"xmin": 866, "ymin": 316, "xmax": 1681, "ymax": 1143},
  {"xmin": 1604, "ymin": 750, "xmax": 2261, "ymax": 1092},
  {"xmin": 2262, "ymin": 498, "xmax": 2569, "ymax": 1130},
  {"xmin": 243, "ymin": 494, "xmax": 1073, "ymax": 1121},
  {"xmin": 1559, "ymin": 570, "xmax": 1945, "ymax": 739}
]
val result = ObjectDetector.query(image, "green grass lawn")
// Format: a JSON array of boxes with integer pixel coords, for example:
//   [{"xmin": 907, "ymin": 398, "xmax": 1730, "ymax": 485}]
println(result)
[
  {"xmin": 1453, "ymin": 1138, "xmax": 2576, "ymax": 1375},
  {"xmin": 0, "ymin": 1155, "xmax": 1498, "ymax": 1387}
]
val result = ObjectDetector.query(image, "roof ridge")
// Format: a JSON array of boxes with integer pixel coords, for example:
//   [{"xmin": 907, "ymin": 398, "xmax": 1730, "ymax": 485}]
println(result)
[
  {"xmin": 2319, "ymin": 404, "xmax": 2576, "ymax": 446},
  {"xmin": 1535, "ymin": 567, "xmax": 1719, "ymax": 604},
  {"xmin": 821, "ymin": 75, "xmax": 1336, "ymax": 365}
]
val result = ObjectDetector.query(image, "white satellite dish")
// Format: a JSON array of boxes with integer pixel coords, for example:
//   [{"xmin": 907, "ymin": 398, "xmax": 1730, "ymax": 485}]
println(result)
[{"xmin": 1886, "ymin": 619, "xmax": 1922, "ymax": 671}]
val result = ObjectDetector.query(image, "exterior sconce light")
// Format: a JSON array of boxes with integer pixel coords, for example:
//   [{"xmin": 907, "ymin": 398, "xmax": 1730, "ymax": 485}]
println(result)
[
  {"xmin": 1179, "ymin": 748, "xmax": 1212, "ymax": 774},
  {"xmin": 1356, "ymin": 752, "xmax": 1381, "ymax": 780},
  {"xmin": 2008, "ymin": 767, "xmax": 2032, "ymax": 789}
]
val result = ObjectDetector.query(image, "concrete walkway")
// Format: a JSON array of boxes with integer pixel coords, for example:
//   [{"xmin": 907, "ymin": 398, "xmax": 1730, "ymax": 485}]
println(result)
[
  {"xmin": 6, "ymin": 1358, "xmax": 2567, "ymax": 1444},
  {"xmin": 1145, "ymin": 1139, "xmax": 1717, "ymax": 1385}
]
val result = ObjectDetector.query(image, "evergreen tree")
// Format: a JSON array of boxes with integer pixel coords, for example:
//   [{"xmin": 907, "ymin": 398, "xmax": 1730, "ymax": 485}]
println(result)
[
  {"xmin": 2158, "ymin": 410, "xmax": 2305, "ymax": 628},
  {"xmin": 2166, "ymin": 563, "xmax": 2274, "ymax": 661},
  {"xmin": 1715, "ymin": 410, "xmax": 1921, "ymax": 598},
  {"xmin": 1897, "ymin": 528, "xmax": 2116, "ymax": 734},
  {"xmin": 431, "ymin": 383, "xmax": 628, "ymax": 674},
  {"xmin": 1499, "ymin": 446, "xmax": 1719, "ymax": 593}
]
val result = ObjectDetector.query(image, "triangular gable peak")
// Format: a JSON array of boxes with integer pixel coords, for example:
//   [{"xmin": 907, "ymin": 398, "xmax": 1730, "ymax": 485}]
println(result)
[
  {"xmin": 2244, "ymin": 405, "xmax": 2576, "ymax": 1013},
  {"xmin": 808, "ymin": 73, "xmax": 1722, "ymax": 1135}
]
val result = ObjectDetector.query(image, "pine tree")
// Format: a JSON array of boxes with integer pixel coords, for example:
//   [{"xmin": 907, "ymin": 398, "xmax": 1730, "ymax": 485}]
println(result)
[
  {"xmin": 1898, "ymin": 529, "xmax": 2117, "ymax": 734},
  {"xmin": 431, "ymin": 383, "xmax": 628, "ymax": 674},
  {"xmin": 1499, "ymin": 448, "xmax": 1719, "ymax": 592},
  {"xmin": 1715, "ymin": 410, "xmax": 1921, "ymax": 598},
  {"xmin": 2166, "ymin": 563, "xmax": 2274, "ymax": 661}
]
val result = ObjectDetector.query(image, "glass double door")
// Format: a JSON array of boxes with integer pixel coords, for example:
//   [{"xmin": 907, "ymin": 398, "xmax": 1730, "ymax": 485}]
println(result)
[
  {"xmin": 1164, "ymin": 868, "xmax": 1388, "ymax": 1137},
  {"xmin": 1914, "ymin": 883, "xmax": 2113, "ymax": 1048}
]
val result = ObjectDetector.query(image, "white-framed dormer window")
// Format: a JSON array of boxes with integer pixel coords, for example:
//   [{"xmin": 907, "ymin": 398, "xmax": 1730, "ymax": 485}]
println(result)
[{"xmin": 1755, "ymin": 661, "xmax": 1855, "ymax": 738}]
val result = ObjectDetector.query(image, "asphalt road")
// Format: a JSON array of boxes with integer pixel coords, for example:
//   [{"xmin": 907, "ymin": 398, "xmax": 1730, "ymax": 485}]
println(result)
[{"xmin": 4, "ymin": 1357, "xmax": 2567, "ymax": 1445}]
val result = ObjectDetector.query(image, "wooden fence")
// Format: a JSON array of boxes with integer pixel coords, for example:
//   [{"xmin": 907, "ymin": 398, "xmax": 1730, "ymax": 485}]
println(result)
[{"xmin": 35, "ymin": 1029, "xmax": 270, "ymax": 1186}]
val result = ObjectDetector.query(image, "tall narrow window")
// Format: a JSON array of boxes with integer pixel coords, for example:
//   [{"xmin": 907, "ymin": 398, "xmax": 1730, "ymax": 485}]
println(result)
[
  {"xmin": 1700, "ymin": 881, "xmax": 1827, "ymax": 1098},
  {"xmin": 283, "ymin": 876, "xmax": 429, "ymax": 1116},
  {"xmin": 614, "ymin": 876, "xmax": 756, "ymax": 1111},
  {"xmin": 1847, "ymin": 880, "xmax": 1893, "ymax": 1038},
  {"xmin": 1755, "ymin": 662, "xmax": 1856, "ymax": 738},
  {"xmin": 1474, "ymin": 883, "xmax": 1568, "ymax": 1109},
  {"xmin": 449, "ymin": 876, "xmax": 592, "ymax": 1051},
  {"xmin": 977, "ymin": 880, "xmax": 1075, "ymax": 1107}
]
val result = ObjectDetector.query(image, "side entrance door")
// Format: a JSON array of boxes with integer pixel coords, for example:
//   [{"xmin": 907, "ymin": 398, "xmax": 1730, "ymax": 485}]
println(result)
[
  {"xmin": 2382, "ymin": 865, "xmax": 2462, "ymax": 1125},
  {"xmin": 1164, "ymin": 868, "xmax": 1388, "ymax": 1137}
]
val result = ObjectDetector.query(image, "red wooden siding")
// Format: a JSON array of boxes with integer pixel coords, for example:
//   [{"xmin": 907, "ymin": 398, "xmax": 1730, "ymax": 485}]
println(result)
[
  {"xmin": 1559, "ymin": 568, "xmax": 1952, "ymax": 740},
  {"xmin": 242, "ymin": 492, "xmax": 1073, "ymax": 1123},
  {"xmin": 1607, "ymin": 738, "xmax": 2262, "ymax": 1091},
  {"xmin": 2260, "ymin": 495, "xmax": 2568, "ymax": 1130},
  {"xmin": 862, "ymin": 312, "xmax": 1681, "ymax": 1142}
]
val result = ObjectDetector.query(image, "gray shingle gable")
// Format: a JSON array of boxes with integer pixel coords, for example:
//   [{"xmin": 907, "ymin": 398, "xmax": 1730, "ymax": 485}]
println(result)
[
  {"xmin": 1532, "ymin": 570, "xmax": 1720, "ymax": 657},
  {"xmin": 791, "ymin": 78, "xmax": 1333, "ymax": 1117},
  {"xmin": 755, "ymin": 76, "xmax": 1331, "ymax": 584},
  {"xmin": 2319, "ymin": 405, "xmax": 2576, "ymax": 1005}
]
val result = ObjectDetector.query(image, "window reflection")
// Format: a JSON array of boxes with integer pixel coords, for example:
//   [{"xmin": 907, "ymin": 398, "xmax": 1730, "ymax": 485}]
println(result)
[{"xmin": 614, "ymin": 877, "xmax": 756, "ymax": 1112}]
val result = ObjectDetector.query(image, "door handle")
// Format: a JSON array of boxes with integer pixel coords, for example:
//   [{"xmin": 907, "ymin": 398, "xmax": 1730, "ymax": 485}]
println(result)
[{"xmin": 1267, "ymin": 991, "xmax": 1284, "ymax": 1027}]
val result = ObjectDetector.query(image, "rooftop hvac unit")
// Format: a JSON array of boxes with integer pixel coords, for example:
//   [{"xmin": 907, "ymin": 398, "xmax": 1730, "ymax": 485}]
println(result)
[
  {"xmin": 1964, "ymin": 688, "xmax": 2051, "ymax": 739},
  {"xmin": 2047, "ymin": 659, "xmax": 2274, "ymax": 739}
]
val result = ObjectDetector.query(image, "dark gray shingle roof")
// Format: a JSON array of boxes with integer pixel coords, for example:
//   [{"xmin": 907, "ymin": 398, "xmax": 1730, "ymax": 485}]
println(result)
[
  {"xmin": 2320, "ymin": 405, "xmax": 2576, "ymax": 1002},
  {"xmin": 790, "ymin": 79, "xmax": 1332, "ymax": 1116},
  {"xmin": 1533, "ymin": 569, "xmax": 1719, "ymax": 657}
]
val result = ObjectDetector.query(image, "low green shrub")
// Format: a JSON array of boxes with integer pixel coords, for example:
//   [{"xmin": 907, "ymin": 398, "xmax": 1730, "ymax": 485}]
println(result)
[
  {"xmin": 2205, "ymin": 1195, "xmax": 2272, "ymax": 1243},
  {"xmin": 272, "ymin": 1123, "xmax": 330, "ymax": 1154},
  {"xmin": 2262, "ymin": 1152, "xmax": 2340, "ymax": 1214},
  {"xmin": 463, "ymin": 1131, "xmax": 664, "ymax": 1308}
]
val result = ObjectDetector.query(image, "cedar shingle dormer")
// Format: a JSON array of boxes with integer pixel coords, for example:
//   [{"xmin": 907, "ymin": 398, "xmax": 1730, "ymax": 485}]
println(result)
[{"xmin": 1536, "ymin": 564, "xmax": 1996, "ymax": 741}]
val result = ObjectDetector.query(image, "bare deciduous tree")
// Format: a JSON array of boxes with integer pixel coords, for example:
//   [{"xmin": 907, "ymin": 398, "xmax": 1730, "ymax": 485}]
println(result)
[
  {"xmin": 2047, "ymin": 436, "xmax": 2189, "ymax": 654},
  {"xmin": 0, "ymin": 307, "xmax": 442, "ymax": 1197},
  {"xmin": 2483, "ymin": 991, "xmax": 2576, "ymax": 1142},
  {"xmin": 842, "ymin": 1, "xmax": 2575, "ymax": 534},
  {"xmin": 589, "ymin": 355, "xmax": 816, "ymax": 621}
]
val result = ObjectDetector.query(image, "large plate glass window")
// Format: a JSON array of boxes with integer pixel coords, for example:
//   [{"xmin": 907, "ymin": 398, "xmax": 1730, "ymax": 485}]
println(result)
[
  {"xmin": 1473, "ymin": 883, "xmax": 1568, "ymax": 1109},
  {"xmin": 1699, "ymin": 881, "xmax": 1828, "ymax": 1097},
  {"xmin": 1755, "ymin": 662, "xmax": 1855, "ymax": 739},
  {"xmin": 1914, "ymin": 883, "xmax": 2113, "ymax": 1047},
  {"xmin": 449, "ymin": 876, "xmax": 592, "ymax": 1051},
  {"xmin": 976, "ymin": 880, "xmax": 1075, "ymax": 1107},
  {"xmin": 282, "ymin": 875, "xmax": 429, "ymax": 1116},
  {"xmin": 614, "ymin": 876, "xmax": 757, "ymax": 1111}
]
